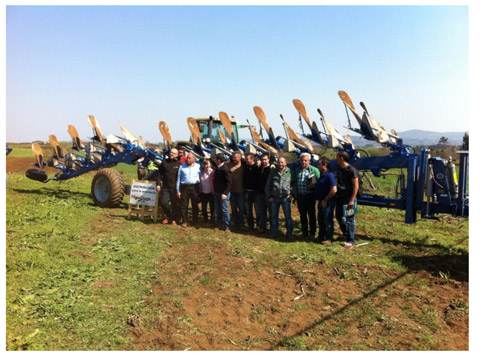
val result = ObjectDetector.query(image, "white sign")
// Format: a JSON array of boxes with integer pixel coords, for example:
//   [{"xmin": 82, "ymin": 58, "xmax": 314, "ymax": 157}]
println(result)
[{"xmin": 129, "ymin": 180, "xmax": 157, "ymax": 207}]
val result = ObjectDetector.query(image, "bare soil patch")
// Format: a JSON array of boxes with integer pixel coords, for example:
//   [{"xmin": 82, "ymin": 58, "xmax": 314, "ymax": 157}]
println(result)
[
  {"xmin": 6, "ymin": 157, "xmax": 58, "ymax": 174},
  {"xmin": 129, "ymin": 230, "xmax": 468, "ymax": 350}
]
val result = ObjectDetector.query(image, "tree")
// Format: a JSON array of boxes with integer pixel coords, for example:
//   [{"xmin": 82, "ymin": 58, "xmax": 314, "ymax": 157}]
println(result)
[
  {"xmin": 461, "ymin": 132, "xmax": 469, "ymax": 150},
  {"xmin": 438, "ymin": 136, "xmax": 449, "ymax": 145}
]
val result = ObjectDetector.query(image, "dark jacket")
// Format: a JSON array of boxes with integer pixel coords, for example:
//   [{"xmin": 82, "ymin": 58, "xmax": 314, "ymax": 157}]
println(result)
[
  {"xmin": 213, "ymin": 163, "xmax": 233, "ymax": 195},
  {"xmin": 243, "ymin": 163, "xmax": 259, "ymax": 191},
  {"xmin": 156, "ymin": 158, "xmax": 181, "ymax": 190},
  {"xmin": 256, "ymin": 165, "xmax": 272, "ymax": 195}
]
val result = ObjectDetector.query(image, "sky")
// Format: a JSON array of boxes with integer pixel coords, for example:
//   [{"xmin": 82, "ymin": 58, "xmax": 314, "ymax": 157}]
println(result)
[{"xmin": 6, "ymin": 5, "xmax": 470, "ymax": 144}]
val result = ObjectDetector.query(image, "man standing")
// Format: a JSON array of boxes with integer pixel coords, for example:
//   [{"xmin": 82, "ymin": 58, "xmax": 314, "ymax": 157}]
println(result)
[
  {"xmin": 177, "ymin": 146, "xmax": 187, "ymax": 164},
  {"xmin": 227, "ymin": 151, "xmax": 245, "ymax": 231},
  {"xmin": 176, "ymin": 153, "xmax": 201, "ymax": 228},
  {"xmin": 213, "ymin": 154, "xmax": 233, "ymax": 233},
  {"xmin": 156, "ymin": 148, "xmax": 181, "ymax": 225},
  {"xmin": 335, "ymin": 151, "xmax": 359, "ymax": 248},
  {"xmin": 315, "ymin": 157, "xmax": 337, "ymax": 245},
  {"xmin": 292, "ymin": 153, "xmax": 320, "ymax": 239},
  {"xmin": 265, "ymin": 157, "xmax": 293, "ymax": 239},
  {"xmin": 243, "ymin": 153, "xmax": 259, "ymax": 231},
  {"xmin": 255, "ymin": 154, "xmax": 272, "ymax": 234}
]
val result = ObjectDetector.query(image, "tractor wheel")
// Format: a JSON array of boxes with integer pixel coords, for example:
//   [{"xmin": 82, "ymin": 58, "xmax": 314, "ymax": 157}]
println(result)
[{"xmin": 91, "ymin": 168, "xmax": 125, "ymax": 208}]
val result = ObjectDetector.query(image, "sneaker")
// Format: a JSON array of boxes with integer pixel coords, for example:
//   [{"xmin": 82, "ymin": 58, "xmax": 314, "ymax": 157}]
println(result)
[
  {"xmin": 322, "ymin": 240, "xmax": 332, "ymax": 245},
  {"xmin": 344, "ymin": 242, "xmax": 355, "ymax": 248},
  {"xmin": 194, "ymin": 224, "xmax": 200, "ymax": 229},
  {"xmin": 162, "ymin": 219, "xmax": 169, "ymax": 225},
  {"xmin": 225, "ymin": 228, "xmax": 231, "ymax": 234},
  {"xmin": 171, "ymin": 221, "xmax": 177, "ymax": 226},
  {"xmin": 256, "ymin": 228, "xmax": 266, "ymax": 234},
  {"xmin": 181, "ymin": 223, "xmax": 188, "ymax": 228}
]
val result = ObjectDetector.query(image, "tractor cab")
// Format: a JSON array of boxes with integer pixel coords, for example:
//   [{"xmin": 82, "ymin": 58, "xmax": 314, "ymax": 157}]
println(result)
[{"xmin": 196, "ymin": 116, "xmax": 239, "ymax": 145}]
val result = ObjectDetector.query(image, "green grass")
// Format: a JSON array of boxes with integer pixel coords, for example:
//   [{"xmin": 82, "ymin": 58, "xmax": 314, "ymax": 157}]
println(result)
[
  {"xmin": 6, "ymin": 150, "xmax": 469, "ymax": 350},
  {"xmin": 6, "ymin": 171, "xmax": 171, "ymax": 350}
]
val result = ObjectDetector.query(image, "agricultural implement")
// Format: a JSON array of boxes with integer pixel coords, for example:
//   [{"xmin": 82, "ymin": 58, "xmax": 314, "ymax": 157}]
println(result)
[
  {"xmin": 26, "ymin": 116, "xmax": 164, "ymax": 208},
  {"xmin": 25, "ymin": 91, "xmax": 468, "ymax": 223}
]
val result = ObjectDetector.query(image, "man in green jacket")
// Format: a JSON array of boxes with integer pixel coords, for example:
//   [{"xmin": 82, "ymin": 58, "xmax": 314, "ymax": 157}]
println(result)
[
  {"xmin": 265, "ymin": 157, "xmax": 293, "ymax": 238},
  {"xmin": 291, "ymin": 153, "xmax": 320, "ymax": 238}
]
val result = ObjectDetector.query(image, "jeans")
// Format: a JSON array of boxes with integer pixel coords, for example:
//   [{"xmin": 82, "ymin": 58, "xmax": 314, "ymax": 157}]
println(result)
[
  {"xmin": 270, "ymin": 196, "xmax": 293, "ymax": 236},
  {"xmin": 160, "ymin": 189, "xmax": 180, "ymax": 223},
  {"xmin": 256, "ymin": 193, "xmax": 270, "ymax": 230},
  {"xmin": 201, "ymin": 192, "xmax": 215, "ymax": 223},
  {"xmin": 214, "ymin": 192, "xmax": 231, "ymax": 230},
  {"xmin": 244, "ymin": 190, "xmax": 257, "ymax": 228},
  {"xmin": 180, "ymin": 184, "xmax": 200, "ymax": 225},
  {"xmin": 297, "ymin": 193, "xmax": 316, "ymax": 236},
  {"xmin": 230, "ymin": 192, "xmax": 245, "ymax": 227},
  {"xmin": 335, "ymin": 196, "xmax": 356, "ymax": 243},
  {"xmin": 317, "ymin": 198, "xmax": 336, "ymax": 241}
]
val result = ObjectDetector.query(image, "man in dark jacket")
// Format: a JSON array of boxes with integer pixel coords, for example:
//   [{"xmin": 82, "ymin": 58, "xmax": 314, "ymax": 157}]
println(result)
[
  {"xmin": 243, "ymin": 153, "xmax": 259, "ymax": 230},
  {"xmin": 213, "ymin": 154, "xmax": 233, "ymax": 233},
  {"xmin": 156, "ymin": 148, "xmax": 182, "ymax": 225},
  {"xmin": 255, "ymin": 154, "xmax": 272, "ymax": 234}
]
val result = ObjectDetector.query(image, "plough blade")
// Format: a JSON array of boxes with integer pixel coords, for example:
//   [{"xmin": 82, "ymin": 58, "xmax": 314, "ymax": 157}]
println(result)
[
  {"xmin": 292, "ymin": 99, "xmax": 312, "ymax": 128},
  {"xmin": 252, "ymin": 106, "xmax": 281, "ymax": 150},
  {"xmin": 119, "ymin": 122, "xmax": 145, "ymax": 148},
  {"xmin": 87, "ymin": 115, "xmax": 106, "ymax": 146},
  {"xmin": 31, "ymin": 142, "xmax": 45, "ymax": 168},
  {"xmin": 49, "ymin": 134, "xmax": 68, "ymax": 159},
  {"xmin": 159, "ymin": 121, "xmax": 173, "ymax": 149},
  {"xmin": 67, "ymin": 125, "xmax": 85, "ymax": 150}
]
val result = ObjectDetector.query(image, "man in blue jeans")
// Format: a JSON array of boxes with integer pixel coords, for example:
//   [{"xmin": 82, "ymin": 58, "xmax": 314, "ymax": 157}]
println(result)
[
  {"xmin": 255, "ymin": 154, "xmax": 272, "ymax": 234},
  {"xmin": 315, "ymin": 157, "xmax": 337, "ymax": 245},
  {"xmin": 265, "ymin": 157, "xmax": 293, "ymax": 239},
  {"xmin": 335, "ymin": 151, "xmax": 359, "ymax": 248},
  {"xmin": 212, "ymin": 154, "xmax": 233, "ymax": 233}
]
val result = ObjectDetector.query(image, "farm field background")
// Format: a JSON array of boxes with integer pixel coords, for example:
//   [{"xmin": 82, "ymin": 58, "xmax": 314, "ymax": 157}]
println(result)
[{"xmin": 6, "ymin": 145, "xmax": 468, "ymax": 350}]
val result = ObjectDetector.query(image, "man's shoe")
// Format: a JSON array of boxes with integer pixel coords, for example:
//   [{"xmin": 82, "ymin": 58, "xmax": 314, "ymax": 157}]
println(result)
[
  {"xmin": 181, "ymin": 223, "xmax": 188, "ymax": 228},
  {"xmin": 225, "ymin": 228, "xmax": 231, "ymax": 234},
  {"xmin": 344, "ymin": 242, "xmax": 355, "ymax": 248},
  {"xmin": 171, "ymin": 221, "xmax": 177, "ymax": 226},
  {"xmin": 162, "ymin": 219, "xmax": 169, "ymax": 225},
  {"xmin": 194, "ymin": 224, "xmax": 200, "ymax": 229},
  {"xmin": 321, "ymin": 240, "xmax": 332, "ymax": 245},
  {"xmin": 256, "ymin": 228, "xmax": 266, "ymax": 234}
]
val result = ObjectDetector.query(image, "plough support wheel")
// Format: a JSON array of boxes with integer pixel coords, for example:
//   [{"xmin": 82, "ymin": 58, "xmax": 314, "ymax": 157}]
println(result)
[{"xmin": 91, "ymin": 168, "xmax": 125, "ymax": 208}]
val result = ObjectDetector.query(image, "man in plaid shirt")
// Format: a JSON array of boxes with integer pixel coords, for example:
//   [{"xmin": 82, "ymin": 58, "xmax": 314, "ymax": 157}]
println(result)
[{"xmin": 292, "ymin": 153, "xmax": 320, "ymax": 238}]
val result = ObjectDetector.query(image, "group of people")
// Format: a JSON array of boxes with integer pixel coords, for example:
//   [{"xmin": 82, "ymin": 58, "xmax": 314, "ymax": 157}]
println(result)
[{"xmin": 154, "ymin": 147, "xmax": 359, "ymax": 248}]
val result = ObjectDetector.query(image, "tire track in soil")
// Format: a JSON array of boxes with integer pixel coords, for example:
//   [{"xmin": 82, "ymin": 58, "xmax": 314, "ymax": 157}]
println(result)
[{"xmin": 129, "ymin": 230, "xmax": 469, "ymax": 350}]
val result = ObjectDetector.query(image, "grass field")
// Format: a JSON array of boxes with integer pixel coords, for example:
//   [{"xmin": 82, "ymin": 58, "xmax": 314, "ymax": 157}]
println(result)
[{"xmin": 6, "ymin": 147, "xmax": 469, "ymax": 350}]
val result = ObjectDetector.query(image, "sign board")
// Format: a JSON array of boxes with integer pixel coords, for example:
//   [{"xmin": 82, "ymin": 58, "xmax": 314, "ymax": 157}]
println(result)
[{"xmin": 129, "ymin": 180, "xmax": 157, "ymax": 207}]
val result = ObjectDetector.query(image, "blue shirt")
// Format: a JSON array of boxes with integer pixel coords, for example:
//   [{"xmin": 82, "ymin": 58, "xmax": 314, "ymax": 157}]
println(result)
[
  {"xmin": 176, "ymin": 163, "xmax": 201, "ymax": 192},
  {"xmin": 315, "ymin": 171, "xmax": 336, "ymax": 201}
]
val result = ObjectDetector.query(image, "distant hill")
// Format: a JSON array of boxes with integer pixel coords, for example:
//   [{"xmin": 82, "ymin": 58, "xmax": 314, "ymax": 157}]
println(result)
[{"xmin": 349, "ymin": 129, "xmax": 467, "ymax": 147}]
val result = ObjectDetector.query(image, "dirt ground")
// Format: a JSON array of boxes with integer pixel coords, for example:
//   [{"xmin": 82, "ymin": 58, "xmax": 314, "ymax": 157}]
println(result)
[
  {"xmin": 128, "ymin": 227, "xmax": 468, "ymax": 350},
  {"xmin": 6, "ymin": 157, "xmax": 58, "ymax": 174}
]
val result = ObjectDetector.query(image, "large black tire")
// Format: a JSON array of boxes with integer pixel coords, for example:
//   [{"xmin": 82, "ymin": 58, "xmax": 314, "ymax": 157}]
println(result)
[
  {"xmin": 26, "ymin": 169, "xmax": 48, "ymax": 182},
  {"xmin": 91, "ymin": 168, "xmax": 125, "ymax": 208}
]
